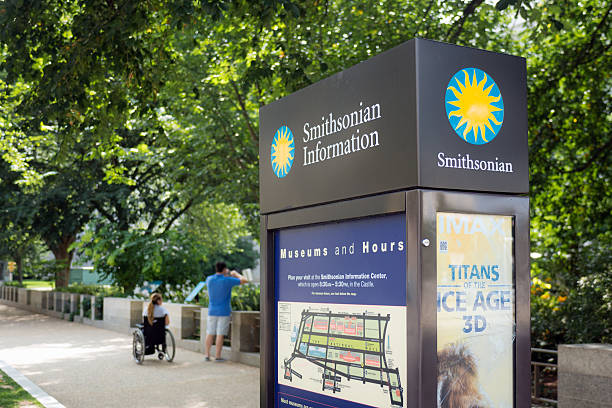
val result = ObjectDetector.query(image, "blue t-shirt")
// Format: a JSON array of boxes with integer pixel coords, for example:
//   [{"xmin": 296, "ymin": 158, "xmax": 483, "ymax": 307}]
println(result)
[{"xmin": 206, "ymin": 274, "xmax": 241, "ymax": 316}]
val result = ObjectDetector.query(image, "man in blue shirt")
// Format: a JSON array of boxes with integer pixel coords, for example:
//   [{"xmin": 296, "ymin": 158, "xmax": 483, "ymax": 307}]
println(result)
[{"xmin": 205, "ymin": 261, "xmax": 248, "ymax": 361}]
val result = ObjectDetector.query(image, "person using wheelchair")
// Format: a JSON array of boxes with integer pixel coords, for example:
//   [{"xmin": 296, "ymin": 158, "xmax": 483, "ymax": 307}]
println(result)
[
  {"xmin": 133, "ymin": 292, "xmax": 175, "ymax": 363},
  {"xmin": 144, "ymin": 292, "xmax": 169, "ymax": 328}
]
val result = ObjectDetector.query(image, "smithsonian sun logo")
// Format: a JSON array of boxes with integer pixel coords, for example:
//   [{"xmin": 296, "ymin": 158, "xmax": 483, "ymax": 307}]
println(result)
[
  {"xmin": 445, "ymin": 68, "xmax": 504, "ymax": 145},
  {"xmin": 271, "ymin": 126, "xmax": 295, "ymax": 178}
]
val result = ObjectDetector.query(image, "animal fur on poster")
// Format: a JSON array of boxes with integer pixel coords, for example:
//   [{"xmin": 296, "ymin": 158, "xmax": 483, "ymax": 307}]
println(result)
[{"xmin": 437, "ymin": 343, "xmax": 492, "ymax": 408}]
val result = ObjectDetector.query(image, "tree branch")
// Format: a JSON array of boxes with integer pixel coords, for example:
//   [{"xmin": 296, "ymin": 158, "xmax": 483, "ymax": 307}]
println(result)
[
  {"xmin": 255, "ymin": 81, "xmax": 264, "ymax": 108},
  {"xmin": 135, "ymin": 163, "xmax": 163, "ymax": 188},
  {"xmin": 562, "ymin": 138, "xmax": 612, "ymax": 174},
  {"xmin": 568, "ymin": 1, "xmax": 612, "ymax": 74},
  {"xmin": 445, "ymin": 0, "xmax": 485, "ymax": 43},
  {"xmin": 415, "ymin": 0, "xmax": 437, "ymax": 38},
  {"xmin": 91, "ymin": 201, "xmax": 118, "ymax": 224},
  {"xmin": 161, "ymin": 197, "xmax": 196, "ymax": 235},
  {"xmin": 534, "ymin": 2, "xmax": 611, "ymax": 94},
  {"xmin": 145, "ymin": 196, "xmax": 173, "ymax": 234},
  {"xmin": 230, "ymin": 81, "xmax": 258, "ymax": 144},
  {"xmin": 205, "ymin": 87, "xmax": 246, "ymax": 170},
  {"xmin": 531, "ymin": 3, "xmax": 611, "ymax": 150}
]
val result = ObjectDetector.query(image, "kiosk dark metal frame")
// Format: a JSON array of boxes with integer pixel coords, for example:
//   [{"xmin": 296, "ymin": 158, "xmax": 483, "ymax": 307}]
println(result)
[
  {"xmin": 261, "ymin": 190, "xmax": 530, "ymax": 407},
  {"xmin": 259, "ymin": 38, "xmax": 530, "ymax": 408}
]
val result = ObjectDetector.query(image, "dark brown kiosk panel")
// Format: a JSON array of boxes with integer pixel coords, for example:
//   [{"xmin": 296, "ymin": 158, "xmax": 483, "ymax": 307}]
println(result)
[{"xmin": 259, "ymin": 39, "xmax": 530, "ymax": 408}]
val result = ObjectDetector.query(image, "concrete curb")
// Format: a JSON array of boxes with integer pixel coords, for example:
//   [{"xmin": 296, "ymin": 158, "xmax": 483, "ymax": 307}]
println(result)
[{"xmin": 0, "ymin": 360, "xmax": 66, "ymax": 408}]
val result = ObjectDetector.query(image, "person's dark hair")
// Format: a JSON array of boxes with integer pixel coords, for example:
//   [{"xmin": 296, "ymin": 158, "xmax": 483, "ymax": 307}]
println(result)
[{"xmin": 215, "ymin": 262, "xmax": 227, "ymax": 273}]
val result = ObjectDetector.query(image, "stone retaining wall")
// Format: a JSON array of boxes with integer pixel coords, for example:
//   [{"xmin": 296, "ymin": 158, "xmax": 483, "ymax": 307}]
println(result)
[
  {"xmin": 0, "ymin": 286, "xmax": 260, "ymax": 367},
  {"xmin": 558, "ymin": 344, "xmax": 612, "ymax": 408}
]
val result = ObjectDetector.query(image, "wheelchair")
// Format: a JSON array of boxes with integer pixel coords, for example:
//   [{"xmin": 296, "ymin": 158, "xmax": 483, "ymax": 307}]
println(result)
[{"xmin": 132, "ymin": 316, "xmax": 176, "ymax": 364}]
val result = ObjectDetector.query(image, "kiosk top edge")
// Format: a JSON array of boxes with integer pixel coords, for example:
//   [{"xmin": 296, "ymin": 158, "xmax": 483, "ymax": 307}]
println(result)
[{"xmin": 259, "ymin": 38, "xmax": 528, "ymax": 214}]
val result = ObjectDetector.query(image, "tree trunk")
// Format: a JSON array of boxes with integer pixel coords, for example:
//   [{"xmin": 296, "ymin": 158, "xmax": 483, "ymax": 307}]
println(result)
[
  {"xmin": 16, "ymin": 256, "xmax": 23, "ymax": 285},
  {"xmin": 51, "ymin": 236, "xmax": 75, "ymax": 288}
]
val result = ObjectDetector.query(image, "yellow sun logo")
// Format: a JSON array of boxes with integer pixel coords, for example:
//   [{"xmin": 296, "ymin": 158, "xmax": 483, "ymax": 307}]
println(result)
[
  {"xmin": 445, "ymin": 68, "xmax": 504, "ymax": 145},
  {"xmin": 271, "ymin": 126, "xmax": 295, "ymax": 178}
]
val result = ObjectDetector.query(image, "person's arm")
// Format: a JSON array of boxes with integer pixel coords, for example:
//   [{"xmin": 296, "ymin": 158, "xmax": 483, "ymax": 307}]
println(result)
[
  {"xmin": 230, "ymin": 270, "xmax": 249, "ymax": 285},
  {"xmin": 160, "ymin": 306, "xmax": 170, "ymax": 326}
]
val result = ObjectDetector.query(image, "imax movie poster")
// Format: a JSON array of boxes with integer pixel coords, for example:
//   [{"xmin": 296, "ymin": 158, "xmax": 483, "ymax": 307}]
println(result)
[{"xmin": 437, "ymin": 213, "xmax": 514, "ymax": 408}]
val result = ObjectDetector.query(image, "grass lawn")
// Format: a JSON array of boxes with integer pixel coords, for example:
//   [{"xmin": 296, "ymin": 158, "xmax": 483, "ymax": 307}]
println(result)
[
  {"xmin": 22, "ymin": 280, "xmax": 54, "ymax": 290},
  {"xmin": 0, "ymin": 369, "xmax": 43, "ymax": 408}
]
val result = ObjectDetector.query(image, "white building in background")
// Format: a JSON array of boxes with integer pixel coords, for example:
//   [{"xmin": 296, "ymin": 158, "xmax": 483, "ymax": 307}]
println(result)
[
  {"xmin": 251, "ymin": 239, "xmax": 261, "ymax": 283},
  {"xmin": 0, "ymin": 261, "xmax": 9, "ymax": 281},
  {"xmin": 238, "ymin": 240, "xmax": 261, "ymax": 283}
]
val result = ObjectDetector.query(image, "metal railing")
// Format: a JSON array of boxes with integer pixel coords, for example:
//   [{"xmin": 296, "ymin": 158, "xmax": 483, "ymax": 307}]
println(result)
[{"xmin": 531, "ymin": 348, "xmax": 558, "ymax": 406}]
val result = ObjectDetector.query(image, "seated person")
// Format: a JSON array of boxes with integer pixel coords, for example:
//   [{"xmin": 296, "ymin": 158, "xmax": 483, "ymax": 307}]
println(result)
[{"xmin": 142, "ymin": 293, "xmax": 169, "ymax": 354}]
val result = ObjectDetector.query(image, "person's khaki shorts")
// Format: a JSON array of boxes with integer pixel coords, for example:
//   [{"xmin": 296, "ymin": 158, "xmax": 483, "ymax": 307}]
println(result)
[{"xmin": 207, "ymin": 315, "xmax": 231, "ymax": 336}]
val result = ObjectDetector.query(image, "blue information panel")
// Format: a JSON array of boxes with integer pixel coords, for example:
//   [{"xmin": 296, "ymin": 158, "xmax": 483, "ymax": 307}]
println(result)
[
  {"xmin": 275, "ymin": 213, "xmax": 407, "ymax": 408},
  {"xmin": 185, "ymin": 281, "xmax": 206, "ymax": 303}
]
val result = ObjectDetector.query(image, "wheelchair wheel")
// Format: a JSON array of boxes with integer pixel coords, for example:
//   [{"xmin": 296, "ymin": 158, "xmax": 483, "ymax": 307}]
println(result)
[
  {"xmin": 164, "ymin": 329, "xmax": 176, "ymax": 362},
  {"xmin": 132, "ymin": 330, "xmax": 145, "ymax": 364}
]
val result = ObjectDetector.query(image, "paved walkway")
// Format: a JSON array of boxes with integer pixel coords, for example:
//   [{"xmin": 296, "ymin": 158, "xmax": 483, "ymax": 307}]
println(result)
[{"xmin": 0, "ymin": 304, "xmax": 260, "ymax": 408}]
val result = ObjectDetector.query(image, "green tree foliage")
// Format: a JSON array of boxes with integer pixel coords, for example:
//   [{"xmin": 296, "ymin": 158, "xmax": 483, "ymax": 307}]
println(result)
[
  {"xmin": 1, "ymin": 0, "xmax": 225, "ymax": 155},
  {"xmin": 0, "ymin": 159, "xmax": 45, "ymax": 284},
  {"xmin": 0, "ymin": 0, "xmax": 285, "ymax": 285},
  {"xmin": 223, "ymin": 236, "xmax": 259, "ymax": 273},
  {"xmin": 77, "ymin": 202, "xmax": 251, "ymax": 292},
  {"xmin": 521, "ymin": 0, "xmax": 611, "ymax": 346},
  {"xmin": 33, "ymin": 168, "xmax": 95, "ymax": 286},
  {"xmin": 170, "ymin": 0, "xmax": 611, "ymax": 345},
  {"xmin": 155, "ymin": 0, "xmax": 515, "ymax": 235},
  {"xmin": 197, "ymin": 283, "xmax": 261, "ymax": 311},
  {"xmin": 0, "ymin": 137, "xmax": 99, "ymax": 286},
  {"xmin": 0, "ymin": 234, "xmax": 39, "ymax": 284},
  {"xmin": 0, "ymin": 0, "xmax": 299, "ymax": 168},
  {"xmin": 182, "ymin": 203, "xmax": 259, "ymax": 274},
  {"xmin": 0, "ymin": 0, "xmax": 609, "ymax": 343}
]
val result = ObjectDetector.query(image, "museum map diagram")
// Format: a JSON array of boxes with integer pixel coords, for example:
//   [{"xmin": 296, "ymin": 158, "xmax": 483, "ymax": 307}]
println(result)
[{"xmin": 280, "ymin": 306, "xmax": 404, "ymax": 407}]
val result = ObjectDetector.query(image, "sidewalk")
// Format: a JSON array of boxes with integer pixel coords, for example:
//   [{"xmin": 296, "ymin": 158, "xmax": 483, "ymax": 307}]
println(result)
[{"xmin": 0, "ymin": 304, "xmax": 259, "ymax": 408}]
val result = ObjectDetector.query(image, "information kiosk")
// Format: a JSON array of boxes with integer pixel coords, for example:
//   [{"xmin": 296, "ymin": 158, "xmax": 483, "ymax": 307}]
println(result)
[{"xmin": 259, "ymin": 39, "xmax": 530, "ymax": 408}]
